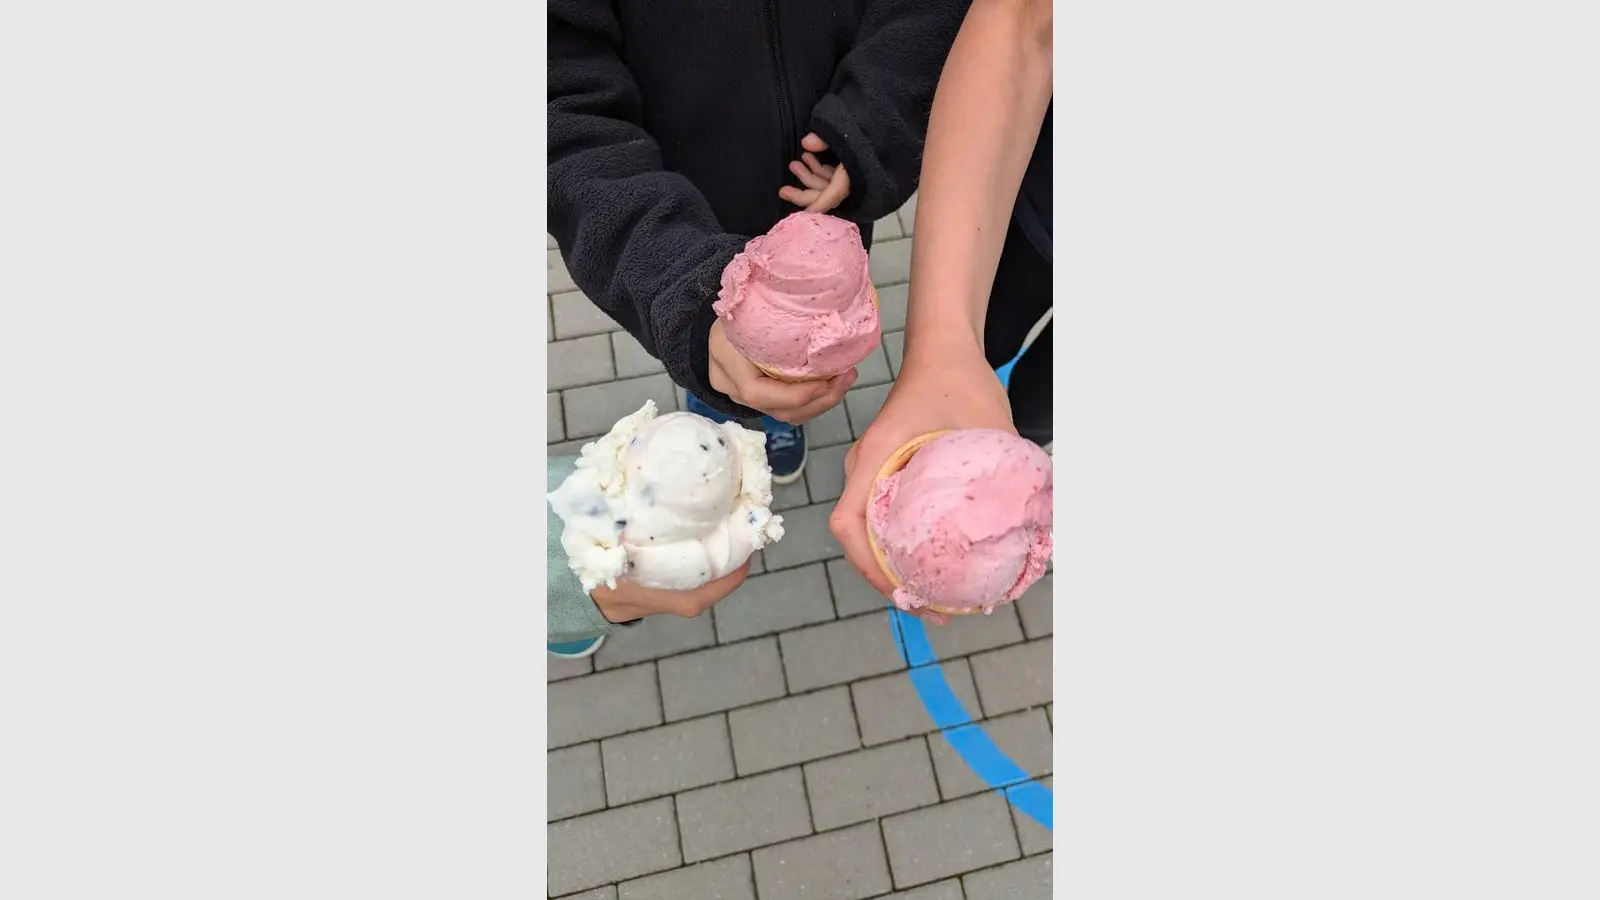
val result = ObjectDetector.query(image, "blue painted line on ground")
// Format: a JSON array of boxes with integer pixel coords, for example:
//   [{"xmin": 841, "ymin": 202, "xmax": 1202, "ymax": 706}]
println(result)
[{"xmin": 889, "ymin": 610, "xmax": 1053, "ymax": 830}]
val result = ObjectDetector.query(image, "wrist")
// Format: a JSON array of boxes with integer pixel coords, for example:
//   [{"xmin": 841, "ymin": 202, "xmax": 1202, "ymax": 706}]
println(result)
[{"xmin": 904, "ymin": 312, "xmax": 985, "ymax": 370}]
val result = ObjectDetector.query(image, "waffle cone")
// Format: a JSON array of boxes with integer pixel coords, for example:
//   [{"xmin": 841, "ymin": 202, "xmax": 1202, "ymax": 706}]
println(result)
[
  {"xmin": 865, "ymin": 430, "xmax": 983, "ymax": 617},
  {"xmin": 750, "ymin": 285, "xmax": 880, "ymax": 384}
]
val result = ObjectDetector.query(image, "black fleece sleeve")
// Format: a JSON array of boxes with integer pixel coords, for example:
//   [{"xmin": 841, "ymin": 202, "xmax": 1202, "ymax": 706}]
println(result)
[
  {"xmin": 547, "ymin": 2, "xmax": 757, "ymax": 417},
  {"xmin": 808, "ymin": 0, "xmax": 970, "ymax": 224}
]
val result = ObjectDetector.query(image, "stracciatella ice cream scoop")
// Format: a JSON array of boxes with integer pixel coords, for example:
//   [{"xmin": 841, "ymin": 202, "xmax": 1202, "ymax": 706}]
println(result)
[{"xmin": 548, "ymin": 400, "xmax": 785, "ymax": 592}]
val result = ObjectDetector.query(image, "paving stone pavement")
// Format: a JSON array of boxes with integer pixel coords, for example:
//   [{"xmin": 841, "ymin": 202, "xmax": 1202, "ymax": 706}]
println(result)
[{"xmin": 548, "ymin": 198, "xmax": 1054, "ymax": 899}]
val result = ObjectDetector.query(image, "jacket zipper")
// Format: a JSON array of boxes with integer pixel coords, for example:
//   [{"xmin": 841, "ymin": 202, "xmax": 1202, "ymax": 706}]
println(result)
[{"xmin": 763, "ymin": 0, "xmax": 797, "ymax": 213}]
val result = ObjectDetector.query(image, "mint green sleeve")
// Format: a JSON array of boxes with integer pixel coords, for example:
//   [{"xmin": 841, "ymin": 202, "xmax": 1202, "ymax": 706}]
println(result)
[{"xmin": 548, "ymin": 454, "xmax": 618, "ymax": 644}]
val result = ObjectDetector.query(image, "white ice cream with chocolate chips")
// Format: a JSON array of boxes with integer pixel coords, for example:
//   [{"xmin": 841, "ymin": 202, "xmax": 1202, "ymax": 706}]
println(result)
[{"xmin": 549, "ymin": 400, "xmax": 785, "ymax": 592}]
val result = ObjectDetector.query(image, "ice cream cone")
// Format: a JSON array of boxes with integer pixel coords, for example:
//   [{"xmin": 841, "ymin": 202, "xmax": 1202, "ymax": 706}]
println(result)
[
  {"xmin": 751, "ymin": 286, "xmax": 880, "ymax": 384},
  {"xmin": 865, "ymin": 430, "xmax": 983, "ymax": 617}
]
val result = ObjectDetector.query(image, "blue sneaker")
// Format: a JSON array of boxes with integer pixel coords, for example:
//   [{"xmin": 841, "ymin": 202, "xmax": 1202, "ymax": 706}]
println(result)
[
  {"xmin": 761, "ymin": 417, "xmax": 807, "ymax": 485},
  {"xmin": 684, "ymin": 393, "xmax": 807, "ymax": 485},
  {"xmin": 548, "ymin": 635, "xmax": 605, "ymax": 659}
]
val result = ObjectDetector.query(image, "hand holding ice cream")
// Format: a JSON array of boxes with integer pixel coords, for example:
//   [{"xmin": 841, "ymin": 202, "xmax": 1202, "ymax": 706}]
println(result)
[
  {"xmin": 830, "ymin": 339, "xmax": 1021, "ymax": 624},
  {"xmin": 708, "ymin": 210, "xmax": 880, "ymax": 422}
]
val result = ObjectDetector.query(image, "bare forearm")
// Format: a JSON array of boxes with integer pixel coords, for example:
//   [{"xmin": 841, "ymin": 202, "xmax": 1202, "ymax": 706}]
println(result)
[{"xmin": 905, "ymin": 0, "xmax": 1053, "ymax": 355}]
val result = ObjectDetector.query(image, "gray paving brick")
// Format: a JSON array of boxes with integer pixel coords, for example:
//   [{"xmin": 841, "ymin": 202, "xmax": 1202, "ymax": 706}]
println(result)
[
  {"xmin": 828, "ymin": 558, "xmax": 890, "ymax": 617},
  {"xmin": 748, "ymin": 549, "xmax": 766, "ymax": 575},
  {"xmin": 548, "ymin": 653, "xmax": 592, "ymax": 682},
  {"xmin": 563, "ymin": 374, "xmax": 677, "ymax": 439},
  {"xmin": 925, "ymin": 603, "xmax": 1025, "ymax": 660},
  {"xmin": 548, "ymin": 296, "xmax": 556, "ymax": 342},
  {"xmin": 970, "ymin": 638, "xmax": 1051, "ymax": 716},
  {"xmin": 844, "ymin": 382, "xmax": 892, "ymax": 435},
  {"xmin": 552, "ymin": 290, "xmax": 623, "ymax": 339},
  {"xmin": 884, "ymin": 881, "xmax": 963, "ymax": 900},
  {"xmin": 602, "ymin": 714, "xmax": 734, "ymax": 806},
  {"xmin": 884, "ymin": 329, "xmax": 905, "ymax": 377},
  {"xmin": 928, "ymin": 709, "xmax": 1052, "ymax": 800},
  {"xmin": 676, "ymin": 769, "xmax": 812, "ymax": 863},
  {"xmin": 618, "ymin": 854, "xmax": 754, "ymax": 900},
  {"xmin": 594, "ymin": 610, "xmax": 716, "ymax": 671},
  {"xmin": 874, "ymin": 211, "xmax": 904, "ymax": 240},
  {"xmin": 549, "ymin": 247, "xmax": 578, "ymax": 293},
  {"xmin": 658, "ymin": 638, "xmax": 787, "ymax": 721},
  {"xmin": 852, "ymin": 660, "xmax": 983, "ymax": 746},
  {"xmin": 712, "ymin": 563, "xmax": 835, "ymax": 644},
  {"xmin": 803, "ymin": 443, "xmax": 850, "ymax": 503},
  {"xmin": 963, "ymin": 854, "xmax": 1052, "ymax": 900},
  {"xmin": 779, "ymin": 611, "xmax": 904, "ymax": 692},
  {"xmin": 807, "ymin": 403, "xmax": 854, "ymax": 447},
  {"xmin": 877, "ymin": 282, "xmax": 909, "ymax": 331},
  {"xmin": 728, "ymin": 686, "xmax": 860, "ymax": 775},
  {"xmin": 548, "ymin": 742, "xmax": 606, "ymax": 821},
  {"xmin": 856, "ymin": 343, "xmax": 892, "ymax": 386},
  {"xmin": 897, "ymin": 193, "xmax": 918, "ymax": 235},
  {"xmin": 752, "ymin": 822, "xmax": 892, "ymax": 900},
  {"xmin": 548, "ymin": 233, "xmax": 557, "ymax": 250},
  {"xmin": 759, "ymin": 503, "xmax": 842, "ymax": 570},
  {"xmin": 554, "ymin": 887, "xmax": 615, "ymax": 900},
  {"xmin": 610, "ymin": 330, "xmax": 665, "ymax": 378},
  {"xmin": 803, "ymin": 738, "xmax": 939, "ymax": 830},
  {"xmin": 548, "ymin": 392, "xmax": 565, "ymax": 442},
  {"xmin": 770, "ymin": 477, "xmax": 810, "ymax": 512},
  {"xmin": 870, "ymin": 238, "xmax": 912, "ymax": 286},
  {"xmin": 549, "ymin": 334, "xmax": 617, "ymax": 390},
  {"xmin": 882, "ymin": 792, "xmax": 1020, "ymax": 889},
  {"xmin": 1014, "ymin": 575, "xmax": 1053, "ymax": 639},
  {"xmin": 547, "ymin": 798, "xmax": 682, "ymax": 895},
  {"xmin": 548, "ymin": 437, "xmax": 594, "ymax": 456},
  {"xmin": 1011, "ymin": 777, "xmax": 1052, "ymax": 855},
  {"xmin": 548, "ymin": 663, "xmax": 663, "ymax": 748}
]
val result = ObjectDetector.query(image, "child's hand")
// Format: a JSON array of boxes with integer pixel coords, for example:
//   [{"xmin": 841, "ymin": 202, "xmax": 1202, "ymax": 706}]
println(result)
[
  {"xmin": 708, "ymin": 320, "xmax": 857, "ymax": 424},
  {"xmin": 779, "ymin": 133, "xmax": 851, "ymax": 213},
  {"xmin": 591, "ymin": 559, "xmax": 752, "ymax": 622}
]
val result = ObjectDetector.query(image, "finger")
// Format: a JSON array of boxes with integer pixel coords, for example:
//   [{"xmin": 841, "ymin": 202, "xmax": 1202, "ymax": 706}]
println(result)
[
  {"xmin": 801, "ymin": 152, "xmax": 833, "ymax": 181},
  {"xmin": 830, "ymin": 446, "xmax": 898, "ymax": 598},
  {"xmin": 843, "ymin": 441, "xmax": 860, "ymax": 476},
  {"xmin": 707, "ymin": 357, "xmax": 739, "ymax": 404},
  {"xmin": 915, "ymin": 608, "xmax": 950, "ymax": 627},
  {"xmin": 779, "ymin": 186, "xmax": 820, "ymax": 208},
  {"xmin": 788, "ymin": 160, "xmax": 829, "ymax": 191},
  {"xmin": 801, "ymin": 132, "xmax": 829, "ymax": 153},
  {"xmin": 779, "ymin": 368, "xmax": 856, "ymax": 424},
  {"xmin": 735, "ymin": 373, "xmax": 834, "ymax": 418},
  {"xmin": 806, "ymin": 167, "xmax": 851, "ymax": 213}
]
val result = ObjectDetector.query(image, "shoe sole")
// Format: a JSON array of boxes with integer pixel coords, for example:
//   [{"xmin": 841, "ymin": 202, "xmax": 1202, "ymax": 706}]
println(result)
[
  {"xmin": 770, "ymin": 442, "xmax": 808, "ymax": 486},
  {"xmin": 548, "ymin": 634, "xmax": 606, "ymax": 659}
]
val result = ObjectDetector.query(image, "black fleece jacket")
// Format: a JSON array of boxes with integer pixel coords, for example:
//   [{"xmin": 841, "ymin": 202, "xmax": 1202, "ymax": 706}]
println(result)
[{"xmin": 548, "ymin": 0, "xmax": 968, "ymax": 416}]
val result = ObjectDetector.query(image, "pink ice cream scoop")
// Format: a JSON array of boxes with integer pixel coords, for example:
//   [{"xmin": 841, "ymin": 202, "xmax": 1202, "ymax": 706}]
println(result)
[
  {"xmin": 867, "ymin": 429, "xmax": 1053, "ymax": 615},
  {"xmin": 712, "ymin": 212, "xmax": 881, "ymax": 382}
]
